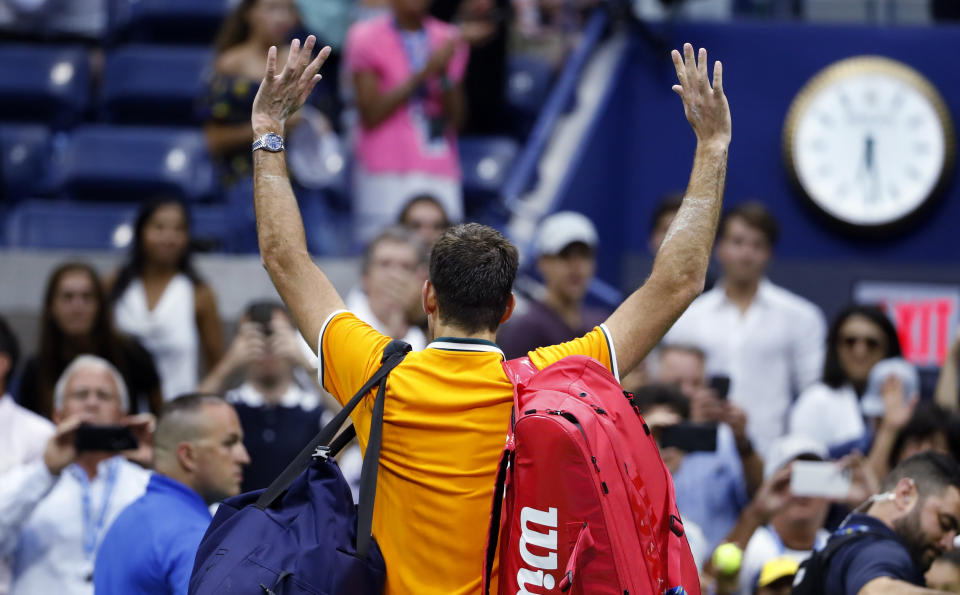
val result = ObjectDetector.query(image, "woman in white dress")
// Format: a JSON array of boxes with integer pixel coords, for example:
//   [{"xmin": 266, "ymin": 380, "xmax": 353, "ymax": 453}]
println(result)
[
  {"xmin": 789, "ymin": 305, "xmax": 902, "ymax": 452},
  {"xmin": 109, "ymin": 199, "xmax": 224, "ymax": 401}
]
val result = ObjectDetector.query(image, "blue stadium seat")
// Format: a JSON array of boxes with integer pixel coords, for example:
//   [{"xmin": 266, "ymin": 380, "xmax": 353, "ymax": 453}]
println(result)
[
  {"xmin": 53, "ymin": 125, "xmax": 217, "ymax": 201},
  {"xmin": 189, "ymin": 203, "xmax": 243, "ymax": 253},
  {"xmin": 459, "ymin": 136, "xmax": 520, "ymax": 201},
  {"xmin": 111, "ymin": 0, "xmax": 232, "ymax": 44},
  {"xmin": 0, "ymin": 45, "xmax": 91, "ymax": 128},
  {"xmin": 0, "ymin": 124, "xmax": 53, "ymax": 200},
  {"xmin": 505, "ymin": 56, "xmax": 554, "ymax": 139},
  {"xmin": 4, "ymin": 199, "xmax": 137, "ymax": 250},
  {"xmin": 101, "ymin": 45, "xmax": 212, "ymax": 125}
]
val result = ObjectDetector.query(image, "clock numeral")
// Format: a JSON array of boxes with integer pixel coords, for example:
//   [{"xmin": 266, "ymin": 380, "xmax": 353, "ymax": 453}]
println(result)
[
  {"xmin": 914, "ymin": 142, "xmax": 930, "ymax": 155},
  {"xmin": 818, "ymin": 113, "xmax": 835, "ymax": 127},
  {"xmin": 810, "ymin": 138, "xmax": 827, "ymax": 152},
  {"xmin": 818, "ymin": 163, "xmax": 833, "ymax": 178},
  {"xmin": 864, "ymin": 89, "xmax": 878, "ymax": 105},
  {"xmin": 905, "ymin": 165, "xmax": 921, "ymax": 180},
  {"xmin": 887, "ymin": 183, "xmax": 900, "ymax": 201}
]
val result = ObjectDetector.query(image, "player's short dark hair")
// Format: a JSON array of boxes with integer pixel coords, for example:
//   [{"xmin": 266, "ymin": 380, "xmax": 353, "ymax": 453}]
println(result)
[
  {"xmin": 631, "ymin": 383, "xmax": 691, "ymax": 420},
  {"xmin": 720, "ymin": 201, "xmax": 780, "ymax": 246},
  {"xmin": 0, "ymin": 315, "xmax": 19, "ymax": 386},
  {"xmin": 881, "ymin": 451, "xmax": 960, "ymax": 497},
  {"xmin": 429, "ymin": 223, "xmax": 519, "ymax": 334}
]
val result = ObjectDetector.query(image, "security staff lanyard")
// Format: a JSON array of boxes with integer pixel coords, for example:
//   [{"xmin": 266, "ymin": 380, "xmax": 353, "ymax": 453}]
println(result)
[{"xmin": 70, "ymin": 457, "xmax": 121, "ymax": 559}]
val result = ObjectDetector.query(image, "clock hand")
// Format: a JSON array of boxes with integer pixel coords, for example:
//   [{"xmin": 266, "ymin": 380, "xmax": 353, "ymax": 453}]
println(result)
[{"xmin": 865, "ymin": 134, "xmax": 874, "ymax": 171}]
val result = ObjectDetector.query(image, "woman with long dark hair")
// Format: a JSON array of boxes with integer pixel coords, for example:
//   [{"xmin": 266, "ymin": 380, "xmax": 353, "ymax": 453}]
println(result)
[
  {"xmin": 109, "ymin": 199, "xmax": 223, "ymax": 400},
  {"xmin": 18, "ymin": 262, "xmax": 162, "ymax": 418},
  {"xmin": 200, "ymin": 0, "xmax": 300, "ymax": 186},
  {"xmin": 789, "ymin": 304, "xmax": 902, "ymax": 450}
]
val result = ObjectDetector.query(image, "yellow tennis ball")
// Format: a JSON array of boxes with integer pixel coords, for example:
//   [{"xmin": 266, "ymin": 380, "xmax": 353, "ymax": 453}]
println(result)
[{"xmin": 712, "ymin": 542, "xmax": 743, "ymax": 575}]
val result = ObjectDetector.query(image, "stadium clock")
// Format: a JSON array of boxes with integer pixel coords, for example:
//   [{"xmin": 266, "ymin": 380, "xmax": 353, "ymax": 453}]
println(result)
[{"xmin": 783, "ymin": 56, "xmax": 956, "ymax": 233}]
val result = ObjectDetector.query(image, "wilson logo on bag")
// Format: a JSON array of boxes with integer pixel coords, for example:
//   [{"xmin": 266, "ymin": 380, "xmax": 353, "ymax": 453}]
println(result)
[
  {"xmin": 482, "ymin": 355, "xmax": 700, "ymax": 595},
  {"xmin": 518, "ymin": 506, "xmax": 558, "ymax": 593}
]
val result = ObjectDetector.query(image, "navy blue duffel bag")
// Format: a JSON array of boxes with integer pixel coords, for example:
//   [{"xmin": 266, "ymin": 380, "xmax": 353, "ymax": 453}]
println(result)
[{"xmin": 188, "ymin": 340, "xmax": 411, "ymax": 595}]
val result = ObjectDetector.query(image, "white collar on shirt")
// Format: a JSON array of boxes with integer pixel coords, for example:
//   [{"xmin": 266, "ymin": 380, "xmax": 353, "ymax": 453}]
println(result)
[
  {"xmin": 227, "ymin": 382, "xmax": 320, "ymax": 410},
  {"xmin": 703, "ymin": 278, "xmax": 776, "ymax": 310}
]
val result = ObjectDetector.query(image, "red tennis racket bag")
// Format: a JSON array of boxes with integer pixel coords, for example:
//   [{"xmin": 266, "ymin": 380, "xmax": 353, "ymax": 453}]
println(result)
[{"xmin": 482, "ymin": 355, "xmax": 700, "ymax": 595}]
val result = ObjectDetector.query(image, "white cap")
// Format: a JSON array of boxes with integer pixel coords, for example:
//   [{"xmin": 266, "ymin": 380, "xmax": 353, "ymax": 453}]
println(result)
[
  {"xmin": 763, "ymin": 434, "xmax": 829, "ymax": 480},
  {"xmin": 534, "ymin": 211, "xmax": 598, "ymax": 257}
]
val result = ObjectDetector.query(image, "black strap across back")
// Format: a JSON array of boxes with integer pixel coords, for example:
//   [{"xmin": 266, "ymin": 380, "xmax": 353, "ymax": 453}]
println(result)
[{"xmin": 254, "ymin": 339, "xmax": 412, "ymax": 559}]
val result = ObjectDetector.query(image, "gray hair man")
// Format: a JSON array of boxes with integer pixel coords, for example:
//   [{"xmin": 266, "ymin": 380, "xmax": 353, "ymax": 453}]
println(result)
[{"xmin": 0, "ymin": 355, "xmax": 151, "ymax": 595}]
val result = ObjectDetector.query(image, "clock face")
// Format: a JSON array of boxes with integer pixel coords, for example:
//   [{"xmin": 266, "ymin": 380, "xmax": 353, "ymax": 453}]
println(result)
[{"xmin": 784, "ymin": 57, "xmax": 955, "ymax": 230}]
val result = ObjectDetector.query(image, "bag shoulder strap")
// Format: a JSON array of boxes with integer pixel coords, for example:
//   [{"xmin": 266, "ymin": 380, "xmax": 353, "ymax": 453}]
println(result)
[{"xmin": 254, "ymin": 340, "xmax": 411, "ymax": 517}]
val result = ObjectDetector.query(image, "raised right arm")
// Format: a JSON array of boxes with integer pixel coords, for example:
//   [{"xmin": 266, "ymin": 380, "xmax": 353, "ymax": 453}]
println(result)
[
  {"xmin": 604, "ymin": 44, "xmax": 731, "ymax": 376},
  {"xmin": 250, "ymin": 37, "xmax": 345, "ymax": 354}
]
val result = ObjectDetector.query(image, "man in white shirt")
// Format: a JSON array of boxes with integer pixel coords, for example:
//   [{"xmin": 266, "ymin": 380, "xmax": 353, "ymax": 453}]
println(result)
[
  {"xmin": 0, "ymin": 317, "xmax": 54, "ymax": 595},
  {"xmin": 0, "ymin": 354, "xmax": 150, "ymax": 595},
  {"xmin": 665, "ymin": 202, "xmax": 826, "ymax": 453}
]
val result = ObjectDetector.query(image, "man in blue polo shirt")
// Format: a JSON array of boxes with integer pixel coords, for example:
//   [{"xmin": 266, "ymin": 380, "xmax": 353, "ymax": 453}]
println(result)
[
  {"xmin": 93, "ymin": 394, "xmax": 250, "ymax": 595},
  {"xmin": 794, "ymin": 451, "xmax": 960, "ymax": 595}
]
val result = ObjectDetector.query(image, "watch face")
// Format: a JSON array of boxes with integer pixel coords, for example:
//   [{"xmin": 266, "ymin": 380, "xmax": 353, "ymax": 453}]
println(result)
[
  {"xmin": 784, "ymin": 57, "xmax": 956, "ymax": 231},
  {"xmin": 264, "ymin": 134, "xmax": 284, "ymax": 151}
]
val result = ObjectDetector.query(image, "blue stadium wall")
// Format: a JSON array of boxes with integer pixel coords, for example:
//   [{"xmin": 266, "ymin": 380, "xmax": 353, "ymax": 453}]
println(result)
[{"xmin": 555, "ymin": 19, "xmax": 960, "ymax": 319}]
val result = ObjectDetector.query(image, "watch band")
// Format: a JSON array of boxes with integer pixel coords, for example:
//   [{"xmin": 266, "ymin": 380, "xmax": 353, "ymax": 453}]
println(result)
[{"xmin": 252, "ymin": 132, "xmax": 285, "ymax": 153}]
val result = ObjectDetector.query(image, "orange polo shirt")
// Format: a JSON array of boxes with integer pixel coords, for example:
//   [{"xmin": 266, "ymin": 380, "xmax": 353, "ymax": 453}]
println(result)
[{"xmin": 319, "ymin": 311, "xmax": 617, "ymax": 594}]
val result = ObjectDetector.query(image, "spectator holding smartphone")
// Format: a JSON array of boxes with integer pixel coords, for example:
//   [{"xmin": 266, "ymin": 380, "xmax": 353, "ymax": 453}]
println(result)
[
  {"xmin": 198, "ymin": 301, "xmax": 329, "ymax": 493},
  {"xmin": 721, "ymin": 435, "xmax": 832, "ymax": 595},
  {"xmin": 654, "ymin": 343, "xmax": 763, "ymax": 551},
  {"xmin": 0, "ymin": 355, "xmax": 151, "ymax": 595}
]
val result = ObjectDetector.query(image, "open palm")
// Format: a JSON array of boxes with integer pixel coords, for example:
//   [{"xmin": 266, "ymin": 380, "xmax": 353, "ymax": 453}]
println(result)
[{"xmin": 251, "ymin": 35, "xmax": 331, "ymax": 136}]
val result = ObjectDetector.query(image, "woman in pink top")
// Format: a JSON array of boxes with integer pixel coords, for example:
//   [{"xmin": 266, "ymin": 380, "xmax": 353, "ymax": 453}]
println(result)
[{"xmin": 345, "ymin": 0, "xmax": 469, "ymax": 243}]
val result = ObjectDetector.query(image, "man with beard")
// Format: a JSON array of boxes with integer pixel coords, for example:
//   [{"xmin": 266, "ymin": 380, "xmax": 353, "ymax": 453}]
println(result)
[{"xmin": 803, "ymin": 451, "xmax": 960, "ymax": 594}]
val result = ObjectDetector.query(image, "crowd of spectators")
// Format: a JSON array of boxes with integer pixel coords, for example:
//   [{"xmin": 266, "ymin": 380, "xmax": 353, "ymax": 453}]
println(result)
[
  {"xmin": 2, "ymin": 191, "xmax": 959, "ymax": 593},
  {"xmin": 3, "ymin": 3, "xmax": 960, "ymax": 595}
]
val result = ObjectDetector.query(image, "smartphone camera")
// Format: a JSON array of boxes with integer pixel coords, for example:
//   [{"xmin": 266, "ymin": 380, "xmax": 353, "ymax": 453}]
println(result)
[{"xmin": 247, "ymin": 302, "xmax": 275, "ymax": 337}]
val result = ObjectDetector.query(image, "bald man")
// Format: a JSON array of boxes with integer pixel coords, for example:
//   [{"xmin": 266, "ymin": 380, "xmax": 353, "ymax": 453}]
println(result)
[{"xmin": 93, "ymin": 394, "xmax": 250, "ymax": 595}]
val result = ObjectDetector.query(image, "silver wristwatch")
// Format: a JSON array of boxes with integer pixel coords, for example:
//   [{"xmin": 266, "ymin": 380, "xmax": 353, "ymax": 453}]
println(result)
[{"xmin": 252, "ymin": 132, "xmax": 285, "ymax": 153}]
